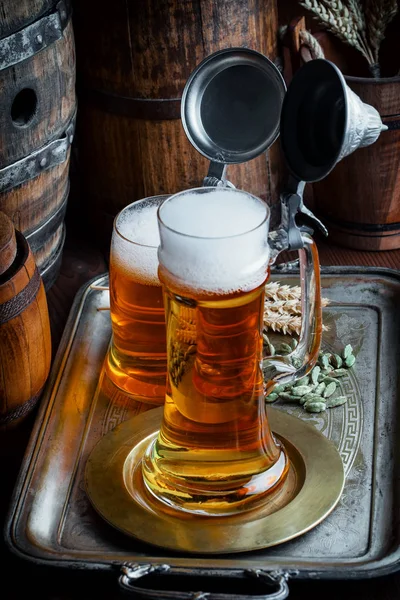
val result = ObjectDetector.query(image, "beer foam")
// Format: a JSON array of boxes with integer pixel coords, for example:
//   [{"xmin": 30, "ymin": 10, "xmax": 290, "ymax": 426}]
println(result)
[
  {"xmin": 158, "ymin": 188, "xmax": 270, "ymax": 294},
  {"xmin": 112, "ymin": 199, "xmax": 162, "ymax": 286}
]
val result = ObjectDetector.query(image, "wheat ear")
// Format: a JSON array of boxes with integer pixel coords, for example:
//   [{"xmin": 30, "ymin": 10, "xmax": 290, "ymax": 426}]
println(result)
[
  {"xmin": 365, "ymin": 0, "xmax": 398, "ymax": 68},
  {"xmin": 264, "ymin": 281, "xmax": 329, "ymax": 335},
  {"xmin": 264, "ymin": 281, "xmax": 329, "ymax": 305},
  {"xmin": 299, "ymin": 0, "xmax": 378, "ymax": 75}
]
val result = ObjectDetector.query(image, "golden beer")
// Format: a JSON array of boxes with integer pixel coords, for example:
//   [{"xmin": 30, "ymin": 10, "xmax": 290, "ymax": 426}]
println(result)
[
  {"xmin": 105, "ymin": 196, "xmax": 167, "ymax": 403},
  {"xmin": 142, "ymin": 187, "xmax": 289, "ymax": 515}
]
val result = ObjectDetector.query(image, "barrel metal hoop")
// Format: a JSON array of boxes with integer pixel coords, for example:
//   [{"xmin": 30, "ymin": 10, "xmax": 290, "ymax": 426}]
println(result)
[
  {"xmin": 0, "ymin": 0, "xmax": 71, "ymax": 71},
  {"xmin": 0, "ymin": 387, "xmax": 42, "ymax": 425},
  {"xmin": 319, "ymin": 211, "xmax": 400, "ymax": 233},
  {"xmin": 80, "ymin": 88, "xmax": 182, "ymax": 120},
  {"xmin": 0, "ymin": 115, "xmax": 75, "ymax": 193},
  {"xmin": 0, "ymin": 266, "xmax": 41, "ymax": 325},
  {"xmin": 25, "ymin": 184, "xmax": 69, "ymax": 251},
  {"xmin": 383, "ymin": 119, "xmax": 400, "ymax": 131}
]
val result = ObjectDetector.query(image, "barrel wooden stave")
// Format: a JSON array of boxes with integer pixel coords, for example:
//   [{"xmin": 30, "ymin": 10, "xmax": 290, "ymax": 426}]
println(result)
[
  {"xmin": 0, "ymin": 0, "xmax": 55, "ymax": 39},
  {"xmin": 347, "ymin": 76, "xmax": 400, "ymax": 116},
  {"xmin": 0, "ymin": 153, "xmax": 70, "ymax": 234},
  {"xmin": 75, "ymin": 0, "xmax": 207, "ymax": 97},
  {"xmin": 313, "ymin": 77, "xmax": 400, "ymax": 251},
  {"xmin": 0, "ymin": 284, "xmax": 50, "ymax": 407},
  {"xmin": 0, "ymin": 20, "xmax": 75, "ymax": 168},
  {"xmin": 39, "ymin": 228, "xmax": 65, "ymax": 290},
  {"xmin": 0, "ymin": 237, "xmax": 51, "ymax": 429},
  {"xmin": 31, "ymin": 223, "xmax": 64, "ymax": 270},
  {"xmin": 75, "ymin": 0, "xmax": 278, "ymax": 97},
  {"xmin": 74, "ymin": 0, "xmax": 279, "ymax": 249},
  {"xmin": 0, "ymin": 210, "xmax": 16, "ymax": 273},
  {"xmin": 79, "ymin": 105, "xmax": 274, "ymax": 239}
]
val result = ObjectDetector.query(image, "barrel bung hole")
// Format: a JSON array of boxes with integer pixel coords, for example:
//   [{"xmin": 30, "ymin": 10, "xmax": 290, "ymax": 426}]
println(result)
[{"xmin": 11, "ymin": 88, "xmax": 37, "ymax": 126}]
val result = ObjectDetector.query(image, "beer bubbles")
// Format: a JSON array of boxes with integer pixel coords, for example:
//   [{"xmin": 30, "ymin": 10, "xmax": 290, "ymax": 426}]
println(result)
[
  {"xmin": 157, "ymin": 187, "xmax": 271, "ymax": 295},
  {"xmin": 112, "ymin": 198, "xmax": 161, "ymax": 286},
  {"xmin": 106, "ymin": 196, "xmax": 168, "ymax": 403}
]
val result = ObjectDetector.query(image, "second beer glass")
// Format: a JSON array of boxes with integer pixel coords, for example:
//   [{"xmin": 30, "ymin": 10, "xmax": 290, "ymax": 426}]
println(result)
[{"xmin": 105, "ymin": 196, "xmax": 168, "ymax": 404}]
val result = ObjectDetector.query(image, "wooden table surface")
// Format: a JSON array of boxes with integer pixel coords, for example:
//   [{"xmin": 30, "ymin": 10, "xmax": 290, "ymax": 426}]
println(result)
[{"xmin": 2, "ymin": 225, "xmax": 400, "ymax": 600}]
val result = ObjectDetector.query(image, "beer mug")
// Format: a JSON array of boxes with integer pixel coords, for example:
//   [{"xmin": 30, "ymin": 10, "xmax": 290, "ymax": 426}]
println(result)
[
  {"xmin": 105, "ymin": 195, "xmax": 168, "ymax": 404},
  {"xmin": 142, "ymin": 186, "xmax": 322, "ymax": 515}
]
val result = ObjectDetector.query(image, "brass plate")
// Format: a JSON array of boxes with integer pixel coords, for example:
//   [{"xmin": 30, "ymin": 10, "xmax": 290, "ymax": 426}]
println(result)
[{"xmin": 85, "ymin": 406, "xmax": 344, "ymax": 554}]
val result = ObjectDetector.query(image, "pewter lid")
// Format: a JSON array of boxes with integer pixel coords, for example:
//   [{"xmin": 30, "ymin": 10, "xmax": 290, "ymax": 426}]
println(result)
[
  {"xmin": 181, "ymin": 47, "xmax": 286, "ymax": 164},
  {"xmin": 280, "ymin": 59, "xmax": 362, "ymax": 183}
]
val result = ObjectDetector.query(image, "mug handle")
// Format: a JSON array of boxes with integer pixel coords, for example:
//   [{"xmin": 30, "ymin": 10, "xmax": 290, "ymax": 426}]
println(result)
[{"xmin": 263, "ymin": 232, "xmax": 322, "ymax": 392}]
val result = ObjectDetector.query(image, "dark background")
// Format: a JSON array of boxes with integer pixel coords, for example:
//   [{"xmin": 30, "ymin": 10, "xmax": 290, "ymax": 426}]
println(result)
[{"xmin": 2, "ymin": 1, "xmax": 400, "ymax": 597}]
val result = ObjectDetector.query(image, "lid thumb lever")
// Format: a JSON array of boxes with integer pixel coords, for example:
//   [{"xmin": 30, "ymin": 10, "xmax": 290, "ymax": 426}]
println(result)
[
  {"xmin": 299, "ymin": 204, "xmax": 328, "ymax": 238},
  {"xmin": 283, "ymin": 176, "xmax": 328, "ymax": 249},
  {"xmin": 269, "ymin": 178, "xmax": 328, "ymax": 263},
  {"xmin": 203, "ymin": 161, "xmax": 236, "ymax": 188}
]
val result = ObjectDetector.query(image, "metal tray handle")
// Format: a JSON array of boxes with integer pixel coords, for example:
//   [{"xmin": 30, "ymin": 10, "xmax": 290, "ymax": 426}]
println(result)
[{"xmin": 118, "ymin": 564, "xmax": 290, "ymax": 600}]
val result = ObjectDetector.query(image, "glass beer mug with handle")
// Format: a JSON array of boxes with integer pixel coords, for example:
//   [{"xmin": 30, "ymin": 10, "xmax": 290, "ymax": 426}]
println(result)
[{"xmin": 142, "ymin": 185, "xmax": 322, "ymax": 516}]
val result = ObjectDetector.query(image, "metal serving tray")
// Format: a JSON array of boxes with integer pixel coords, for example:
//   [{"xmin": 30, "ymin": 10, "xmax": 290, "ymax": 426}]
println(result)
[{"xmin": 5, "ymin": 267, "xmax": 400, "ymax": 598}]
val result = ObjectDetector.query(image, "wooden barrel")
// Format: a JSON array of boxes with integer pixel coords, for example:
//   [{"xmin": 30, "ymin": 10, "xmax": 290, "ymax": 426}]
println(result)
[
  {"xmin": 73, "ymin": 0, "xmax": 280, "ymax": 249},
  {"xmin": 0, "ymin": 212, "xmax": 51, "ymax": 431},
  {"xmin": 0, "ymin": 0, "xmax": 76, "ymax": 286},
  {"xmin": 312, "ymin": 77, "xmax": 400, "ymax": 251},
  {"xmin": 0, "ymin": 0, "xmax": 56, "ymax": 38}
]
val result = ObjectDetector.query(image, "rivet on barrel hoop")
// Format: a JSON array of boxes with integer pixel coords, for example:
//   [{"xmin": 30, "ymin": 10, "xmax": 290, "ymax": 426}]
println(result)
[{"xmin": 0, "ymin": 0, "xmax": 72, "ymax": 71}]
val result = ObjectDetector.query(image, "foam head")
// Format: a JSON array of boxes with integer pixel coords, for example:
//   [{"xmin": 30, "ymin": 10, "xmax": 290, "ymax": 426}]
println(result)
[
  {"xmin": 111, "ymin": 195, "xmax": 167, "ymax": 286},
  {"xmin": 157, "ymin": 187, "xmax": 270, "ymax": 294}
]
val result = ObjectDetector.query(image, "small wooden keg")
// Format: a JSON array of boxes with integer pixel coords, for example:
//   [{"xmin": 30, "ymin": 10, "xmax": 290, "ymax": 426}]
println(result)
[
  {"xmin": 73, "ymin": 0, "xmax": 281, "ymax": 249},
  {"xmin": 0, "ymin": 0, "xmax": 76, "ymax": 286},
  {"xmin": 0, "ymin": 212, "xmax": 51, "ymax": 431}
]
